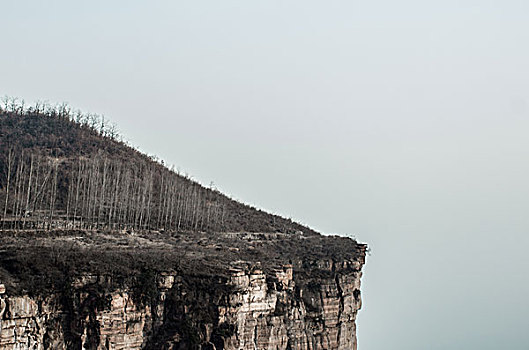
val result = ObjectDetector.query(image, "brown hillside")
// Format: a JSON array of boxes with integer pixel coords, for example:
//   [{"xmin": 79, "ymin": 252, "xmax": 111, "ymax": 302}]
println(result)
[{"xmin": 0, "ymin": 101, "xmax": 318, "ymax": 235}]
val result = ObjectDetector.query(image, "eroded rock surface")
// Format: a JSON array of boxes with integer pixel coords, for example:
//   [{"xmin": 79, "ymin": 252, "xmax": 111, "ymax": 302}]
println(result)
[{"xmin": 0, "ymin": 230, "xmax": 366, "ymax": 349}]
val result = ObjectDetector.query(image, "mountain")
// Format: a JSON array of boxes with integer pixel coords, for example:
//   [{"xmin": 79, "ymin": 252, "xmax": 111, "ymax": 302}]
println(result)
[{"xmin": 0, "ymin": 100, "xmax": 367, "ymax": 350}]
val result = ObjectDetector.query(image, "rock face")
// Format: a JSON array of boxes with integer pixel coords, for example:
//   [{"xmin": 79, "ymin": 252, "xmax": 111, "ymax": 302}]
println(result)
[
  {"xmin": 219, "ymin": 261, "xmax": 363, "ymax": 350},
  {"xmin": 0, "ymin": 256, "xmax": 364, "ymax": 350}
]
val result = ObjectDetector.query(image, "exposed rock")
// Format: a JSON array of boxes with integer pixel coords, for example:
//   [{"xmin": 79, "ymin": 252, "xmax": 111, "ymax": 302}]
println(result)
[{"xmin": 0, "ymin": 256, "xmax": 364, "ymax": 350}]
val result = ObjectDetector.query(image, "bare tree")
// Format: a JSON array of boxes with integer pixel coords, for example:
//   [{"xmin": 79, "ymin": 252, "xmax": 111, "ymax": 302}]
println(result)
[{"xmin": 2, "ymin": 148, "xmax": 13, "ymax": 223}]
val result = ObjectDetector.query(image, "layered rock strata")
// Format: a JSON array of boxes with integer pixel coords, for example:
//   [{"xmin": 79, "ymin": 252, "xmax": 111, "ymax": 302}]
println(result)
[{"xmin": 0, "ymin": 259, "xmax": 364, "ymax": 349}]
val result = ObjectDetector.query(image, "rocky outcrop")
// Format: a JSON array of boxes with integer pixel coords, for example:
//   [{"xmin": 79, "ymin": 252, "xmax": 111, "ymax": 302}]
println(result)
[
  {"xmin": 0, "ymin": 256, "xmax": 364, "ymax": 350},
  {"xmin": 218, "ymin": 260, "xmax": 363, "ymax": 350}
]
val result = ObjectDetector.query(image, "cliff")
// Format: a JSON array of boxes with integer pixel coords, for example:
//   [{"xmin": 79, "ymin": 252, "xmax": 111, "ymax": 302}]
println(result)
[
  {"xmin": 0, "ymin": 231, "xmax": 365, "ymax": 350},
  {"xmin": 0, "ymin": 103, "xmax": 367, "ymax": 349}
]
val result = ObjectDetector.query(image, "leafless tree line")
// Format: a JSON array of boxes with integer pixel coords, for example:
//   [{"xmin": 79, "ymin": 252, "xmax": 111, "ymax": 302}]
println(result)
[
  {"xmin": 1, "ymin": 150, "xmax": 227, "ymax": 231},
  {"xmin": 0, "ymin": 96, "xmax": 119, "ymax": 140}
]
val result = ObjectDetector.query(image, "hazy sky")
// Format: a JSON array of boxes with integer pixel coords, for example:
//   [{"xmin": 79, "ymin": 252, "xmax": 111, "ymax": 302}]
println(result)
[{"xmin": 2, "ymin": 1, "xmax": 529, "ymax": 348}]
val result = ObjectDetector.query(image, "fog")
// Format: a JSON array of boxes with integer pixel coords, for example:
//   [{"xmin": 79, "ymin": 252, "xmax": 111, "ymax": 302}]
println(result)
[{"xmin": 2, "ymin": 1, "xmax": 529, "ymax": 348}]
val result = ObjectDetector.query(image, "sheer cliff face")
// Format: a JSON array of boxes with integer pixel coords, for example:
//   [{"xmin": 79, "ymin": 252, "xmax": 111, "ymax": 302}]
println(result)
[{"xmin": 0, "ymin": 257, "xmax": 364, "ymax": 350}]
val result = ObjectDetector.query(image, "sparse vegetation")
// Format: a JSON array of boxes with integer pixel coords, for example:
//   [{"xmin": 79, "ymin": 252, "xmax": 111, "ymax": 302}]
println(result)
[
  {"xmin": 0, "ymin": 97, "xmax": 317, "ymax": 234},
  {"xmin": 0, "ymin": 229, "xmax": 364, "ymax": 296}
]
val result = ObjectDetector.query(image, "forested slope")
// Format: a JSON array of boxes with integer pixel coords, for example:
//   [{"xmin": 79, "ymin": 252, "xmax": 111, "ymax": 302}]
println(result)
[{"xmin": 0, "ymin": 99, "xmax": 316, "ymax": 235}]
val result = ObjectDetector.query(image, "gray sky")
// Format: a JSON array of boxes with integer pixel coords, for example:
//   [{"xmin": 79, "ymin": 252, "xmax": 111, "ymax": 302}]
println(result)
[{"xmin": 2, "ymin": 1, "xmax": 529, "ymax": 348}]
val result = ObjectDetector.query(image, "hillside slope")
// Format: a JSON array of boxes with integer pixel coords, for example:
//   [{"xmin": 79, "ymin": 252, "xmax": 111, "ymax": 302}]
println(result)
[{"xmin": 0, "ymin": 105, "xmax": 316, "ymax": 234}]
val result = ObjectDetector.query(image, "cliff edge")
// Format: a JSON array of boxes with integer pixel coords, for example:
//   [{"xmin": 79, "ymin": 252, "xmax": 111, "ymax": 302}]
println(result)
[{"xmin": 0, "ymin": 102, "xmax": 367, "ymax": 349}]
